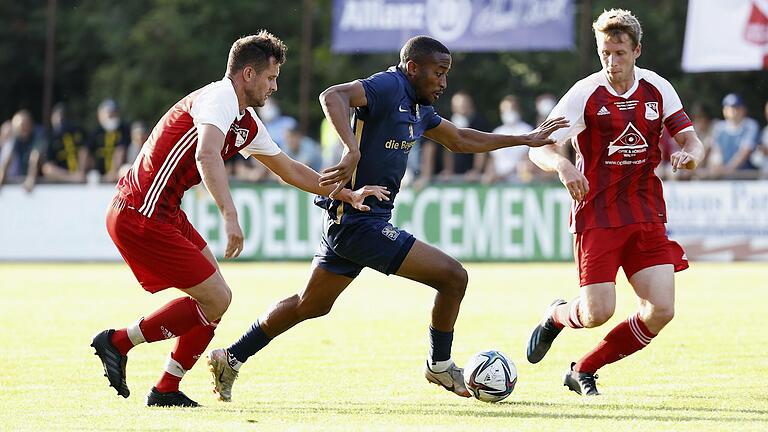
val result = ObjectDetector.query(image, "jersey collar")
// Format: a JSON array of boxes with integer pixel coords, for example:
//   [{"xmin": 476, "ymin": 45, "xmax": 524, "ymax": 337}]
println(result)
[
  {"xmin": 601, "ymin": 68, "xmax": 640, "ymax": 99},
  {"xmin": 392, "ymin": 66, "xmax": 418, "ymax": 104}
]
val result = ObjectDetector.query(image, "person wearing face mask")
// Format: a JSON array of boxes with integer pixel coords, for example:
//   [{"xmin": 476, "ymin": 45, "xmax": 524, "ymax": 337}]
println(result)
[
  {"xmin": 256, "ymin": 97, "xmax": 296, "ymax": 149},
  {"xmin": 88, "ymin": 99, "xmax": 130, "ymax": 182},
  {"xmin": 535, "ymin": 93, "xmax": 557, "ymax": 125},
  {"xmin": 441, "ymin": 90, "xmax": 491, "ymax": 182},
  {"xmin": 484, "ymin": 95, "xmax": 534, "ymax": 183}
]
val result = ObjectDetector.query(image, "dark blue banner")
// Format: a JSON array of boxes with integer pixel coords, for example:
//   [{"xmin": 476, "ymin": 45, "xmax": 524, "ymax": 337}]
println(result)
[{"xmin": 332, "ymin": 0, "xmax": 574, "ymax": 53}]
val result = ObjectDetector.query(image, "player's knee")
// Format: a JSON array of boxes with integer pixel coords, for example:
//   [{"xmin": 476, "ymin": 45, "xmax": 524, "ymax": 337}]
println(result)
[
  {"xmin": 296, "ymin": 295, "xmax": 334, "ymax": 320},
  {"xmin": 582, "ymin": 304, "xmax": 614, "ymax": 327},
  {"xmin": 206, "ymin": 285, "xmax": 232, "ymax": 321},
  {"xmin": 442, "ymin": 263, "xmax": 467, "ymax": 300},
  {"xmin": 649, "ymin": 303, "xmax": 675, "ymax": 326}
]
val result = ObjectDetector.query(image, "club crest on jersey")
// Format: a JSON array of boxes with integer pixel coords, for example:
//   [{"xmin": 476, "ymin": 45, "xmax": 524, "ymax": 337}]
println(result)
[
  {"xmin": 645, "ymin": 102, "xmax": 659, "ymax": 120},
  {"xmin": 233, "ymin": 127, "xmax": 249, "ymax": 147},
  {"xmin": 608, "ymin": 122, "xmax": 648, "ymax": 156},
  {"xmin": 381, "ymin": 224, "xmax": 401, "ymax": 241}
]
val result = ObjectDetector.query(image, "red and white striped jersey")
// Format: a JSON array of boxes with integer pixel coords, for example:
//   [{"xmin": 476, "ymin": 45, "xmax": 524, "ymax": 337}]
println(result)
[
  {"xmin": 116, "ymin": 78, "xmax": 280, "ymax": 222},
  {"xmin": 547, "ymin": 67, "xmax": 694, "ymax": 233}
]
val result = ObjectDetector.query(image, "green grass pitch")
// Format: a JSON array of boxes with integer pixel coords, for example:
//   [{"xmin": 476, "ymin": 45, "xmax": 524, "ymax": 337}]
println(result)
[{"xmin": 1, "ymin": 262, "xmax": 766, "ymax": 431}]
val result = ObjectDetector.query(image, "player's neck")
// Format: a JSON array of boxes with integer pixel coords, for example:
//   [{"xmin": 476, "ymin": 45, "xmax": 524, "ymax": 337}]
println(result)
[
  {"xmin": 226, "ymin": 74, "xmax": 248, "ymax": 113},
  {"xmin": 605, "ymin": 69, "xmax": 636, "ymax": 95}
]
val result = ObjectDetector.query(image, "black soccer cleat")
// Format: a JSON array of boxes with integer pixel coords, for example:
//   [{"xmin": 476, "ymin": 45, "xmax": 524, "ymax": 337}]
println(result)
[
  {"xmin": 563, "ymin": 362, "xmax": 600, "ymax": 396},
  {"xmin": 146, "ymin": 387, "xmax": 200, "ymax": 407},
  {"xmin": 91, "ymin": 329, "xmax": 130, "ymax": 398},
  {"xmin": 527, "ymin": 299, "xmax": 567, "ymax": 364}
]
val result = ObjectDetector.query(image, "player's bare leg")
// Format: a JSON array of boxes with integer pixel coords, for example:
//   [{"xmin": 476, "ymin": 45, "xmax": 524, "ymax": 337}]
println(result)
[
  {"xmin": 395, "ymin": 239, "xmax": 470, "ymax": 397},
  {"xmin": 208, "ymin": 266, "xmax": 353, "ymax": 401},
  {"xmin": 630, "ymin": 264, "xmax": 675, "ymax": 334},
  {"xmin": 567, "ymin": 265, "xmax": 674, "ymax": 396}
]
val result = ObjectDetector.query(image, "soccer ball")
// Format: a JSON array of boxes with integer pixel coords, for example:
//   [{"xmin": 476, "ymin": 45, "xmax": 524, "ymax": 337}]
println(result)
[{"xmin": 463, "ymin": 350, "xmax": 517, "ymax": 403}]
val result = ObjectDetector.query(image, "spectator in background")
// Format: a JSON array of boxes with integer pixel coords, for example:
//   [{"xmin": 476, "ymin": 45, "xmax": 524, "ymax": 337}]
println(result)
[
  {"xmin": 0, "ymin": 110, "xmax": 46, "ymax": 191},
  {"xmin": 257, "ymin": 98, "xmax": 296, "ymax": 149},
  {"xmin": 484, "ymin": 95, "xmax": 534, "ymax": 184},
  {"xmin": 412, "ymin": 138, "xmax": 443, "ymax": 191},
  {"xmin": 89, "ymin": 99, "xmax": 129, "ymax": 182},
  {"xmin": 535, "ymin": 93, "xmax": 558, "ymax": 125},
  {"xmin": 118, "ymin": 121, "xmax": 149, "ymax": 178},
  {"xmin": 38, "ymin": 103, "xmax": 88, "ymax": 184},
  {"xmin": 689, "ymin": 103, "xmax": 716, "ymax": 170},
  {"xmin": 752, "ymin": 100, "xmax": 768, "ymax": 178},
  {"xmin": 441, "ymin": 91, "xmax": 490, "ymax": 181},
  {"xmin": 282, "ymin": 126, "xmax": 322, "ymax": 172},
  {"xmin": 707, "ymin": 93, "xmax": 759, "ymax": 178}
]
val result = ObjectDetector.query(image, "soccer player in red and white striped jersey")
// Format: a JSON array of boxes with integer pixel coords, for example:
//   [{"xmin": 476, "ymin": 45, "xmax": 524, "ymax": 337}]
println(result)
[
  {"xmin": 526, "ymin": 9, "xmax": 705, "ymax": 395},
  {"xmin": 90, "ymin": 31, "xmax": 388, "ymax": 407}
]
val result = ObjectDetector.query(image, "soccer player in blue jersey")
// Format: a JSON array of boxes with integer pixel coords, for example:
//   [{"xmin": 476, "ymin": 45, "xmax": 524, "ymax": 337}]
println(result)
[{"xmin": 207, "ymin": 36, "xmax": 567, "ymax": 401}]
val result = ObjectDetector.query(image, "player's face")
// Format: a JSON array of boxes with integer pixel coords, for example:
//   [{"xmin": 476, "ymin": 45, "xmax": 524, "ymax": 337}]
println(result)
[
  {"xmin": 597, "ymin": 32, "xmax": 641, "ymax": 86},
  {"xmin": 246, "ymin": 57, "xmax": 280, "ymax": 108},
  {"xmin": 412, "ymin": 53, "xmax": 451, "ymax": 105}
]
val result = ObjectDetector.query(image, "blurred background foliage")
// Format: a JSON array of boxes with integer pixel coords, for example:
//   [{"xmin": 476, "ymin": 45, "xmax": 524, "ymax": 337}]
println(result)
[{"xmin": 2, "ymin": 0, "xmax": 766, "ymax": 134}]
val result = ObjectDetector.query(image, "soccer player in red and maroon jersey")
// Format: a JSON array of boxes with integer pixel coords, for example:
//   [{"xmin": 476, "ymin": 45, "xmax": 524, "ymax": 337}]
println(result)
[
  {"xmin": 525, "ymin": 9, "xmax": 705, "ymax": 396},
  {"xmin": 90, "ymin": 31, "xmax": 388, "ymax": 407}
]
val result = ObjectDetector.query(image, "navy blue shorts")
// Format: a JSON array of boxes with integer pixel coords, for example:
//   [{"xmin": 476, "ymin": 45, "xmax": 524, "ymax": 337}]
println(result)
[{"xmin": 312, "ymin": 214, "xmax": 416, "ymax": 279}]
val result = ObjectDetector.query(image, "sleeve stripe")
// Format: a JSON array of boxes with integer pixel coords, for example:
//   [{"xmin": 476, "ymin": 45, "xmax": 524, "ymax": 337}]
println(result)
[{"xmin": 664, "ymin": 109, "xmax": 693, "ymax": 135}]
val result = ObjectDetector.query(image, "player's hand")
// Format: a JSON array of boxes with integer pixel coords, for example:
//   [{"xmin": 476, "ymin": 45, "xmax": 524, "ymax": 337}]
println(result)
[
  {"xmin": 558, "ymin": 163, "xmax": 589, "ymax": 202},
  {"xmin": 670, "ymin": 149, "xmax": 698, "ymax": 172},
  {"xmin": 223, "ymin": 215, "xmax": 244, "ymax": 259},
  {"xmin": 524, "ymin": 117, "xmax": 569, "ymax": 147},
  {"xmin": 339, "ymin": 185, "xmax": 390, "ymax": 211},
  {"xmin": 320, "ymin": 149, "xmax": 361, "ymax": 198}
]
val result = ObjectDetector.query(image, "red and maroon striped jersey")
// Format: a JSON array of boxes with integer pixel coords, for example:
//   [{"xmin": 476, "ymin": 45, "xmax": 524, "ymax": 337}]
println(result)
[
  {"xmin": 547, "ymin": 67, "xmax": 694, "ymax": 233},
  {"xmin": 116, "ymin": 78, "xmax": 280, "ymax": 223}
]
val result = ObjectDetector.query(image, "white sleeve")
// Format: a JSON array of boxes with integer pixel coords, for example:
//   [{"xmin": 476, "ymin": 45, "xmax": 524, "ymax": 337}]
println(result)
[
  {"xmin": 643, "ymin": 70, "xmax": 684, "ymax": 121},
  {"xmin": 547, "ymin": 82, "xmax": 588, "ymax": 146},
  {"xmin": 190, "ymin": 83, "xmax": 239, "ymax": 136},
  {"xmin": 239, "ymin": 109, "xmax": 281, "ymax": 158}
]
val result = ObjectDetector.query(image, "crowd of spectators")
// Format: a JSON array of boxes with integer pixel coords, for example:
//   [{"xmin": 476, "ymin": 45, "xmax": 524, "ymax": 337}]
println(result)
[{"xmin": 2, "ymin": 92, "xmax": 767, "ymax": 193}]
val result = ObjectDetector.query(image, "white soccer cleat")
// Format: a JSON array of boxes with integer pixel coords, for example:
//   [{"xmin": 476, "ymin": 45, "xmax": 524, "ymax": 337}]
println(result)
[
  {"xmin": 207, "ymin": 348, "xmax": 238, "ymax": 402},
  {"xmin": 424, "ymin": 360, "xmax": 471, "ymax": 398}
]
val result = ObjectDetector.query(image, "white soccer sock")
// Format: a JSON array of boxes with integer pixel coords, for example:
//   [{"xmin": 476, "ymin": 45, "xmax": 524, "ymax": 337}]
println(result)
[
  {"xmin": 126, "ymin": 318, "xmax": 147, "ymax": 346},
  {"xmin": 164, "ymin": 356, "xmax": 186, "ymax": 378},
  {"xmin": 429, "ymin": 357, "xmax": 454, "ymax": 372},
  {"xmin": 227, "ymin": 350, "xmax": 243, "ymax": 371}
]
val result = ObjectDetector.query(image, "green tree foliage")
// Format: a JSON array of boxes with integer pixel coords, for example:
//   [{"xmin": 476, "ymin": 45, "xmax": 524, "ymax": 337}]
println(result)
[{"xmin": 1, "ymin": 0, "xmax": 766, "ymax": 132}]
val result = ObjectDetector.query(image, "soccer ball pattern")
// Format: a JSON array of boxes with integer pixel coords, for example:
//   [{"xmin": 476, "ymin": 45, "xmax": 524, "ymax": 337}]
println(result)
[{"xmin": 463, "ymin": 350, "xmax": 517, "ymax": 403}]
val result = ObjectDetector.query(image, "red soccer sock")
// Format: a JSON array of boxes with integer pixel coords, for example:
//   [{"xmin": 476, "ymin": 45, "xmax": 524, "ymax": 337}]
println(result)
[
  {"xmin": 155, "ymin": 372, "xmax": 182, "ymax": 393},
  {"xmin": 574, "ymin": 313, "xmax": 656, "ymax": 373},
  {"xmin": 155, "ymin": 320, "xmax": 219, "ymax": 393},
  {"xmin": 139, "ymin": 297, "xmax": 209, "ymax": 343},
  {"xmin": 551, "ymin": 298, "xmax": 585, "ymax": 329},
  {"xmin": 110, "ymin": 329, "xmax": 134, "ymax": 356}
]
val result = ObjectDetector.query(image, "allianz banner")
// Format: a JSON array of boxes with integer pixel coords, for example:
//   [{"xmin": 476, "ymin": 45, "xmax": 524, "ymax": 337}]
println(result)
[
  {"xmin": 331, "ymin": 0, "xmax": 574, "ymax": 53},
  {"xmin": 182, "ymin": 183, "xmax": 574, "ymax": 261}
]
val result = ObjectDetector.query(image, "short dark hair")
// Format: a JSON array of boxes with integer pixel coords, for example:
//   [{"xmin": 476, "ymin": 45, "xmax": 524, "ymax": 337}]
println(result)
[
  {"xmin": 227, "ymin": 30, "xmax": 287, "ymax": 74},
  {"xmin": 399, "ymin": 36, "xmax": 450, "ymax": 64}
]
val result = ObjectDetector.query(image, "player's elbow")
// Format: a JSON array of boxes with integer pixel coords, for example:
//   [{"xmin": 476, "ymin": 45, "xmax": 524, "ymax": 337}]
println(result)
[{"xmin": 318, "ymin": 86, "xmax": 338, "ymax": 107}]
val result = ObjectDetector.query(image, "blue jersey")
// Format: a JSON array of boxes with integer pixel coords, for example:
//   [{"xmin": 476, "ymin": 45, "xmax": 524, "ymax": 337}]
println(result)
[{"xmin": 316, "ymin": 66, "xmax": 442, "ymax": 221}]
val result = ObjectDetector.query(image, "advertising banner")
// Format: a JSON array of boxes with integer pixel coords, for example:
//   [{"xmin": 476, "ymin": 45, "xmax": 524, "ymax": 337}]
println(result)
[
  {"xmin": 331, "ymin": 0, "xmax": 574, "ymax": 53},
  {"xmin": 682, "ymin": 0, "xmax": 768, "ymax": 72}
]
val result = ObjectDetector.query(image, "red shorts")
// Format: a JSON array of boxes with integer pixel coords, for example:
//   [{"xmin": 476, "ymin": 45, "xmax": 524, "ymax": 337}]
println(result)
[
  {"xmin": 106, "ymin": 196, "xmax": 216, "ymax": 293},
  {"xmin": 574, "ymin": 222, "xmax": 688, "ymax": 287}
]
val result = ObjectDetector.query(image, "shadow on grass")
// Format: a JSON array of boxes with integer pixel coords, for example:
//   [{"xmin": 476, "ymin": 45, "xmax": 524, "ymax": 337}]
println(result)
[{"xmin": 210, "ymin": 400, "xmax": 768, "ymax": 423}]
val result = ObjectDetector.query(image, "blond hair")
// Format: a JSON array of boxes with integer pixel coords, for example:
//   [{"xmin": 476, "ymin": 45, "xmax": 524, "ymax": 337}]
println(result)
[{"xmin": 593, "ymin": 9, "xmax": 642, "ymax": 48}]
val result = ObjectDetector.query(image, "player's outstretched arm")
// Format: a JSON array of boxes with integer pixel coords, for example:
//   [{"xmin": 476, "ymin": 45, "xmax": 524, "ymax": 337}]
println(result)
[
  {"xmin": 195, "ymin": 124, "xmax": 243, "ymax": 259},
  {"xmin": 529, "ymin": 144, "xmax": 589, "ymax": 202},
  {"xmin": 424, "ymin": 116, "xmax": 568, "ymax": 153},
  {"xmin": 318, "ymin": 81, "xmax": 369, "ymax": 197},
  {"xmin": 670, "ymin": 130, "xmax": 705, "ymax": 172},
  {"xmin": 255, "ymin": 151, "xmax": 389, "ymax": 211}
]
